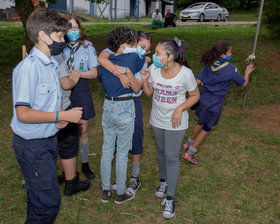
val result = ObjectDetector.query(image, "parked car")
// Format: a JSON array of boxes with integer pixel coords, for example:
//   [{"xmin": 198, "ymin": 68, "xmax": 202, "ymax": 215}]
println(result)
[
  {"xmin": 221, "ymin": 7, "xmax": 229, "ymax": 21},
  {"xmin": 180, "ymin": 2, "xmax": 225, "ymax": 22}
]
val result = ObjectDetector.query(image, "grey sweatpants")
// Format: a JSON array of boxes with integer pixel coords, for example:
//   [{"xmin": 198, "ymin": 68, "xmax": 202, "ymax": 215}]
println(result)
[{"xmin": 152, "ymin": 126, "xmax": 187, "ymax": 198}]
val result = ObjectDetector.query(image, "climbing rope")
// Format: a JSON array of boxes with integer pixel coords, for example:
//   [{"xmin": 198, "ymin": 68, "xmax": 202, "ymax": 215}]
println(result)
[{"xmin": 241, "ymin": 0, "xmax": 265, "ymax": 119}]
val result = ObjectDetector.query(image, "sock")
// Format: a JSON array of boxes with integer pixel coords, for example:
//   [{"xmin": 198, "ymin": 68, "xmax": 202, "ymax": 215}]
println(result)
[
  {"xmin": 188, "ymin": 137, "xmax": 195, "ymax": 146},
  {"xmin": 188, "ymin": 145, "xmax": 197, "ymax": 156},
  {"xmin": 132, "ymin": 162, "xmax": 140, "ymax": 179},
  {"xmin": 80, "ymin": 143, "xmax": 89, "ymax": 163}
]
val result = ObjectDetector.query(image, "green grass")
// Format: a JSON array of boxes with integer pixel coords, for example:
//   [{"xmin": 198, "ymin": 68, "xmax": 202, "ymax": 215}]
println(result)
[{"xmin": 0, "ymin": 24, "xmax": 279, "ymax": 223}]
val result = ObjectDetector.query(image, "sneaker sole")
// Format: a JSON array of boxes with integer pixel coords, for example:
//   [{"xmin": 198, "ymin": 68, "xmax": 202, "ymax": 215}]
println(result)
[
  {"xmin": 114, "ymin": 193, "xmax": 135, "ymax": 204},
  {"xmin": 163, "ymin": 212, "xmax": 175, "ymax": 219},
  {"xmin": 155, "ymin": 191, "xmax": 166, "ymax": 198},
  {"xmin": 127, "ymin": 182, "xmax": 141, "ymax": 195},
  {"xmin": 101, "ymin": 199, "xmax": 109, "ymax": 203}
]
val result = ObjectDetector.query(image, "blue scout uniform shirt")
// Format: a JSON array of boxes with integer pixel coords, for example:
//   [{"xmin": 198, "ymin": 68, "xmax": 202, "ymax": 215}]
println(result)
[
  {"xmin": 100, "ymin": 48, "xmax": 146, "ymax": 97},
  {"xmin": 99, "ymin": 48, "xmax": 146, "ymax": 97},
  {"xmin": 197, "ymin": 62, "xmax": 245, "ymax": 96},
  {"xmin": 10, "ymin": 47, "xmax": 62, "ymax": 140},
  {"xmin": 63, "ymin": 40, "xmax": 99, "ymax": 97}
]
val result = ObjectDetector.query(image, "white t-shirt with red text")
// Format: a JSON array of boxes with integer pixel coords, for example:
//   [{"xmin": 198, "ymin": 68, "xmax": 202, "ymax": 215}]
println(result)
[{"xmin": 148, "ymin": 64, "xmax": 197, "ymax": 130}]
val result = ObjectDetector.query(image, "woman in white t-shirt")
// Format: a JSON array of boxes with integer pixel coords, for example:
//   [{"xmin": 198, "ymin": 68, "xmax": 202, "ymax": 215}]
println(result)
[{"xmin": 141, "ymin": 37, "xmax": 200, "ymax": 219}]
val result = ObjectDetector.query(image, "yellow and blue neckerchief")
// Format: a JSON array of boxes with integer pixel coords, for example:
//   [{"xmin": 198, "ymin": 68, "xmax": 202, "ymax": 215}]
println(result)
[
  {"xmin": 67, "ymin": 42, "xmax": 80, "ymax": 70},
  {"xmin": 211, "ymin": 58, "xmax": 230, "ymax": 72}
]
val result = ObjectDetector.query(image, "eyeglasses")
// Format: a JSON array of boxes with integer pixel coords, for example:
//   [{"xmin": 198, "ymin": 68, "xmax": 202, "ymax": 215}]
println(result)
[{"xmin": 69, "ymin": 26, "xmax": 80, "ymax": 31}]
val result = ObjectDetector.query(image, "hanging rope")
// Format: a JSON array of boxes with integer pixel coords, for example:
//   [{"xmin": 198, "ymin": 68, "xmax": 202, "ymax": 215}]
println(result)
[{"xmin": 241, "ymin": 0, "xmax": 265, "ymax": 119}]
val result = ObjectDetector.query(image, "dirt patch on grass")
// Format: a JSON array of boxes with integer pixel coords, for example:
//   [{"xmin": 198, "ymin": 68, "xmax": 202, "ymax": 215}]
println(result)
[{"xmin": 244, "ymin": 105, "xmax": 280, "ymax": 134}]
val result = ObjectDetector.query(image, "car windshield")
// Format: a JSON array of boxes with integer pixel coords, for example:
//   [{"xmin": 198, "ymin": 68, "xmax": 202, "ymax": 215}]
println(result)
[{"xmin": 188, "ymin": 4, "xmax": 205, "ymax": 9}]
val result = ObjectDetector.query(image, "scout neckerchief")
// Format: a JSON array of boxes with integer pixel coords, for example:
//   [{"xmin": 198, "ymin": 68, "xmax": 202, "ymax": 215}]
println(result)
[
  {"xmin": 67, "ymin": 41, "xmax": 80, "ymax": 70},
  {"xmin": 211, "ymin": 58, "xmax": 229, "ymax": 71}
]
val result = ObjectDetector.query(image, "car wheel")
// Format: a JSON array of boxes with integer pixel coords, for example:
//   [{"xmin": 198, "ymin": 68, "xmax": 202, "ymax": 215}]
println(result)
[
  {"xmin": 199, "ymin": 14, "xmax": 204, "ymax": 22},
  {"xmin": 181, "ymin": 19, "xmax": 187, "ymax": 22},
  {"xmin": 217, "ymin": 14, "xmax": 221, "ymax": 22},
  {"xmin": 225, "ymin": 16, "xmax": 229, "ymax": 22}
]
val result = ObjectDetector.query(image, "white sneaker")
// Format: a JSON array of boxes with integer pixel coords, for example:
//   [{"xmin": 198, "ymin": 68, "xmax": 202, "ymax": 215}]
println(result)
[
  {"xmin": 161, "ymin": 198, "xmax": 175, "ymax": 219},
  {"xmin": 155, "ymin": 181, "xmax": 167, "ymax": 198}
]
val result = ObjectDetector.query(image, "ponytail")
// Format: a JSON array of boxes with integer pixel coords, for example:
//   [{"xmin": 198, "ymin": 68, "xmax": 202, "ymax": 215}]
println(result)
[{"xmin": 201, "ymin": 41, "xmax": 231, "ymax": 65}]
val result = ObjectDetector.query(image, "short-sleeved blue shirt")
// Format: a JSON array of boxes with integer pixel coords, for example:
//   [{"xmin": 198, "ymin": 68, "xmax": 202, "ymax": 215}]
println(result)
[
  {"xmin": 197, "ymin": 62, "xmax": 245, "ymax": 96},
  {"xmin": 102, "ymin": 48, "xmax": 147, "ymax": 97},
  {"xmin": 10, "ymin": 47, "xmax": 62, "ymax": 140},
  {"xmin": 99, "ymin": 52, "xmax": 145, "ymax": 97}
]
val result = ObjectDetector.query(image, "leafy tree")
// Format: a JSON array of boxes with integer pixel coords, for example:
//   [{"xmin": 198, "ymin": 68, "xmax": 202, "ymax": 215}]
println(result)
[{"xmin": 262, "ymin": 0, "xmax": 280, "ymax": 38}]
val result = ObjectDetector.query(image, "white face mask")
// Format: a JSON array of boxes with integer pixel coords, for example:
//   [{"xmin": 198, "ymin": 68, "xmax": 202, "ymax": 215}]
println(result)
[{"xmin": 122, "ymin": 45, "xmax": 136, "ymax": 54}]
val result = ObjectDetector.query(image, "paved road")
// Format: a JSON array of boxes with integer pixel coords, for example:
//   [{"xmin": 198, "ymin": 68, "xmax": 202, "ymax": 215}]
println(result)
[
  {"xmin": 82, "ymin": 21, "xmax": 257, "ymax": 26},
  {"xmin": 0, "ymin": 21, "xmax": 257, "ymax": 28}
]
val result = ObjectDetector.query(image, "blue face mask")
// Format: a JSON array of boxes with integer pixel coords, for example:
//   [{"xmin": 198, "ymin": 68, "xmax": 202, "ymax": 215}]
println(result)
[
  {"xmin": 153, "ymin": 55, "xmax": 166, "ymax": 68},
  {"xmin": 218, "ymin": 54, "xmax": 231, "ymax": 64},
  {"xmin": 67, "ymin": 30, "xmax": 80, "ymax": 42},
  {"xmin": 225, "ymin": 54, "xmax": 231, "ymax": 61},
  {"xmin": 135, "ymin": 46, "xmax": 147, "ymax": 56}
]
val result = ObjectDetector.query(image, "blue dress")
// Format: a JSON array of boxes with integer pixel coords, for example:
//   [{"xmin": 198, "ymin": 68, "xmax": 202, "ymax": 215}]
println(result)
[
  {"xmin": 63, "ymin": 40, "xmax": 99, "ymax": 120},
  {"xmin": 195, "ymin": 61, "xmax": 245, "ymax": 128}
]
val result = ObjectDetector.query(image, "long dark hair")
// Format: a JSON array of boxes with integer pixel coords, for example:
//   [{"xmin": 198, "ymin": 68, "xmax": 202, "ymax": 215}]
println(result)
[
  {"xmin": 201, "ymin": 41, "xmax": 231, "ymax": 65},
  {"xmin": 159, "ymin": 37, "xmax": 189, "ymax": 67}
]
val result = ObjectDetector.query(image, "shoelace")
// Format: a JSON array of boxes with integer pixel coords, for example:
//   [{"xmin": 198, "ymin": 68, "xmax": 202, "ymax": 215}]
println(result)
[
  {"xmin": 162, "ymin": 199, "xmax": 174, "ymax": 212},
  {"xmin": 129, "ymin": 179, "xmax": 138, "ymax": 189},
  {"xmin": 158, "ymin": 182, "xmax": 167, "ymax": 192}
]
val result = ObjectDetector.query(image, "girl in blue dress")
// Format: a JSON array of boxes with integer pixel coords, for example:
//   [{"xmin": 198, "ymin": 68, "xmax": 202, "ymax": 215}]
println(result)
[
  {"xmin": 183, "ymin": 41, "xmax": 254, "ymax": 165},
  {"xmin": 63, "ymin": 14, "xmax": 98, "ymax": 178}
]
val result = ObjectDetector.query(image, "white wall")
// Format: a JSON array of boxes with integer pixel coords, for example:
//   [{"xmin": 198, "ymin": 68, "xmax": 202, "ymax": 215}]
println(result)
[{"xmin": 0, "ymin": 0, "xmax": 15, "ymax": 9}]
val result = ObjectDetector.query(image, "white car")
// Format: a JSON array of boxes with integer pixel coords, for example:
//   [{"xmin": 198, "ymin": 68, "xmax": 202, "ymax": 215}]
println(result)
[{"xmin": 180, "ymin": 2, "xmax": 224, "ymax": 22}]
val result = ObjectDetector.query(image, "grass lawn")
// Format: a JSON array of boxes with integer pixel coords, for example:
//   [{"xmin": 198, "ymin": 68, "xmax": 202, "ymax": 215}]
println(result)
[{"xmin": 0, "ymin": 23, "xmax": 279, "ymax": 223}]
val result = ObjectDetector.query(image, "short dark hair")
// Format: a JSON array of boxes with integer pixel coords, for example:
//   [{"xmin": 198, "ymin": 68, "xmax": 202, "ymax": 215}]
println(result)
[
  {"xmin": 137, "ymin": 31, "xmax": 152, "ymax": 44},
  {"xmin": 160, "ymin": 38, "xmax": 189, "ymax": 67},
  {"xmin": 106, "ymin": 26, "xmax": 137, "ymax": 52},
  {"xmin": 26, "ymin": 8, "xmax": 70, "ymax": 44},
  {"xmin": 201, "ymin": 41, "xmax": 231, "ymax": 65}
]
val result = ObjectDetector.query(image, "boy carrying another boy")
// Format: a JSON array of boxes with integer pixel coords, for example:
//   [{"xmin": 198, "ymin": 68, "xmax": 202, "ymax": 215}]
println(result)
[{"xmin": 11, "ymin": 8, "xmax": 82, "ymax": 224}]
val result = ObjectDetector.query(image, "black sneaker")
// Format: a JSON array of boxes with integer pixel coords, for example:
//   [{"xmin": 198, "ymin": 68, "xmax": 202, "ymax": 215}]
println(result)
[
  {"xmin": 115, "ymin": 193, "xmax": 135, "ymax": 204},
  {"xmin": 82, "ymin": 162, "xmax": 96, "ymax": 180},
  {"xmin": 101, "ymin": 190, "xmax": 112, "ymax": 203},
  {"xmin": 127, "ymin": 177, "xmax": 141, "ymax": 195},
  {"xmin": 64, "ymin": 173, "xmax": 91, "ymax": 196},
  {"xmin": 155, "ymin": 181, "xmax": 167, "ymax": 198},
  {"xmin": 161, "ymin": 198, "xmax": 175, "ymax": 219}
]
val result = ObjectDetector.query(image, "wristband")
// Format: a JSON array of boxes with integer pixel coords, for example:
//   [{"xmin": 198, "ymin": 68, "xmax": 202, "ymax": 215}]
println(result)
[
  {"xmin": 55, "ymin": 111, "xmax": 59, "ymax": 123},
  {"xmin": 125, "ymin": 67, "xmax": 127, "ymax": 74}
]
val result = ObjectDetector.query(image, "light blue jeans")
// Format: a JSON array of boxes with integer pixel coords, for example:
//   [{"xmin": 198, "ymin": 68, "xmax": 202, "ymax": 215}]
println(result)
[{"xmin": 100, "ymin": 99, "xmax": 135, "ymax": 195}]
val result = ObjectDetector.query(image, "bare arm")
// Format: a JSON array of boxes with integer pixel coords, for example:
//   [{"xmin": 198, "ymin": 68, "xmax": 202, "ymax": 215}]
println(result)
[
  {"xmin": 196, "ymin": 78, "xmax": 202, "ymax": 85},
  {"xmin": 171, "ymin": 87, "xmax": 200, "ymax": 127},
  {"xmin": 80, "ymin": 67, "xmax": 97, "ymax": 79},
  {"xmin": 119, "ymin": 66, "xmax": 141, "ymax": 93},
  {"xmin": 140, "ymin": 68, "xmax": 153, "ymax": 97},
  {"xmin": 16, "ymin": 106, "xmax": 82, "ymax": 123},
  {"xmin": 60, "ymin": 70, "xmax": 80, "ymax": 90}
]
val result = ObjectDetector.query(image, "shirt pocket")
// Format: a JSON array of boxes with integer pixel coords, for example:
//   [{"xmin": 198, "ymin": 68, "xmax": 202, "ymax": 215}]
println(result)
[{"xmin": 37, "ymin": 83, "xmax": 57, "ymax": 108}]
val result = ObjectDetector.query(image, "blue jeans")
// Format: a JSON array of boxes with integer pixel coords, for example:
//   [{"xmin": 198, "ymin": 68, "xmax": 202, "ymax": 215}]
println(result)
[{"xmin": 100, "ymin": 99, "xmax": 135, "ymax": 195}]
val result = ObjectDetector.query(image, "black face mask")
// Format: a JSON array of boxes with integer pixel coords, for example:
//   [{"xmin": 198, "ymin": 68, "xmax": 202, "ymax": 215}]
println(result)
[{"xmin": 47, "ymin": 36, "xmax": 66, "ymax": 56}]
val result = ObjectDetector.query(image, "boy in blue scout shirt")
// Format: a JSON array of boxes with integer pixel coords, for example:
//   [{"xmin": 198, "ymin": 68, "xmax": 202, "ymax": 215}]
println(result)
[{"xmin": 10, "ymin": 8, "xmax": 82, "ymax": 224}]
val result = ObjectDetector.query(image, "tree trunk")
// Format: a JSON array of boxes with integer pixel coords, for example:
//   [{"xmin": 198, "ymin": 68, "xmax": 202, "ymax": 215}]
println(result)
[{"xmin": 15, "ymin": 0, "xmax": 35, "ymax": 52}]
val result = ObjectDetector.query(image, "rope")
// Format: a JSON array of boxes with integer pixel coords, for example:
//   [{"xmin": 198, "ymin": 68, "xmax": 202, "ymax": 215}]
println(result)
[{"xmin": 241, "ymin": 0, "xmax": 265, "ymax": 119}]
